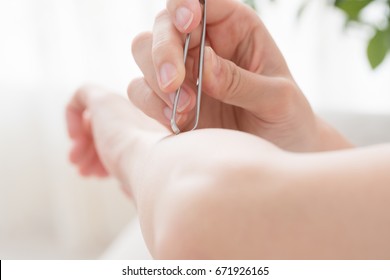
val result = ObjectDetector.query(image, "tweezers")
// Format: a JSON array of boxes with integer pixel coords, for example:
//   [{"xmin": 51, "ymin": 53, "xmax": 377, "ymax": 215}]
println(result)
[{"xmin": 171, "ymin": 0, "xmax": 207, "ymax": 134}]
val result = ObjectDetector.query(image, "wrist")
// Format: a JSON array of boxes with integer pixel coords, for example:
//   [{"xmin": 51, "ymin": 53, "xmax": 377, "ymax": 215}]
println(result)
[{"xmin": 120, "ymin": 130, "xmax": 166, "ymax": 198}]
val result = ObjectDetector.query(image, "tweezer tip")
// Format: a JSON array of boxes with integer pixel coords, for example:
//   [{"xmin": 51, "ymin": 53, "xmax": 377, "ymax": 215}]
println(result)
[{"xmin": 170, "ymin": 119, "xmax": 181, "ymax": 135}]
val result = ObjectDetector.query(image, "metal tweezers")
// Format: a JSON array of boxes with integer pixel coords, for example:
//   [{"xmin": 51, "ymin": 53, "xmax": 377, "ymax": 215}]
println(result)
[{"xmin": 171, "ymin": 0, "xmax": 207, "ymax": 134}]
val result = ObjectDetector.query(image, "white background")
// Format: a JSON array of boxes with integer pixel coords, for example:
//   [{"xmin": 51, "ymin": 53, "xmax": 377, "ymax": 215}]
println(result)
[{"xmin": 0, "ymin": 0, "xmax": 389, "ymax": 259}]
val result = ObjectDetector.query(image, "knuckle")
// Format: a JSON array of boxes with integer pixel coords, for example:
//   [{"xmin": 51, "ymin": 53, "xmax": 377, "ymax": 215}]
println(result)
[
  {"xmin": 127, "ymin": 78, "xmax": 155, "ymax": 112},
  {"xmin": 277, "ymin": 78, "xmax": 297, "ymax": 104},
  {"xmin": 166, "ymin": 0, "xmax": 176, "ymax": 17},
  {"xmin": 152, "ymin": 10, "xmax": 177, "ymax": 57},
  {"xmin": 151, "ymin": 36, "xmax": 172, "ymax": 58},
  {"xmin": 224, "ymin": 62, "xmax": 242, "ymax": 101},
  {"xmin": 155, "ymin": 9, "xmax": 169, "ymax": 23},
  {"xmin": 131, "ymin": 32, "xmax": 152, "ymax": 56},
  {"xmin": 272, "ymin": 78, "xmax": 299, "ymax": 116}
]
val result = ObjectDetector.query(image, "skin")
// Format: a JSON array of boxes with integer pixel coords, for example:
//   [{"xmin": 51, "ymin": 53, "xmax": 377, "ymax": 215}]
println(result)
[
  {"xmin": 66, "ymin": 0, "xmax": 390, "ymax": 259},
  {"xmin": 128, "ymin": 0, "xmax": 352, "ymax": 152},
  {"xmin": 66, "ymin": 86, "xmax": 390, "ymax": 259}
]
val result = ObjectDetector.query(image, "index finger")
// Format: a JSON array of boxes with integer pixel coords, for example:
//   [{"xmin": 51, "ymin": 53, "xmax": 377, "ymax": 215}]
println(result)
[{"xmin": 167, "ymin": 0, "xmax": 242, "ymax": 33}]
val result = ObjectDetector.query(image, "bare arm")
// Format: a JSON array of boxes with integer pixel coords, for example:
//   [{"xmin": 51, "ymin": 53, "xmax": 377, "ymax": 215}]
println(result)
[
  {"xmin": 67, "ymin": 88, "xmax": 389, "ymax": 259},
  {"xmin": 280, "ymin": 145, "xmax": 390, "ymax": 259},
  {"xmin": 123, "ymin": 125, "xmax": 390, "ymax": 259}
]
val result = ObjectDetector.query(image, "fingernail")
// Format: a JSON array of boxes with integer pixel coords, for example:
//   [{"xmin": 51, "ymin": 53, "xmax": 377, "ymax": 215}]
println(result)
[
  {"xmin": 164, "ymin": 107, "xmax": 182, "ymax": 122},
  {"xmin": 176, "ymin": 7, "xmax": 194, "ymax": 31},
  {"xmin": 159, "ymin": 63, "xmax": 177, "ymax": 89},
  {"xmin": 169, "ymin": 88, "xmax": 190, "ymax": 112}
]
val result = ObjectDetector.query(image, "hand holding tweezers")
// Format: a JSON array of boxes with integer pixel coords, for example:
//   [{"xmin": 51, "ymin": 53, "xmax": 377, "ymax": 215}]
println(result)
[{"xmin": 171, "ymin": 0, "xmax": 207, "ymax": 135}]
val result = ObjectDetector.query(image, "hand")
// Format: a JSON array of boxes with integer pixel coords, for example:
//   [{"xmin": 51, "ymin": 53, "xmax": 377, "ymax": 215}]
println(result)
[
  {"xmin": 66, "ymin": 87, "xmax": 109, "ymax": 178},
  {"xmin": 128, "ymin": 0, "xmax": 319, "ymax": 152},
  {"xmin": 66, "ymin": 86, "xmax": 165, "ymax": 188}
]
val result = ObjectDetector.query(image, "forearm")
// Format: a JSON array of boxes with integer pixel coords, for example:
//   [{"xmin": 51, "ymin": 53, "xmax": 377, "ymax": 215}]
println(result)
[
  {"xmin": 122, "ymin": 129, "xmax": 285, "ymax": 259},
  {"xmin": 72, "ymin": 89, "xmax": 380, "ymax": 258},
  {"xmin": 272, "ymin": 144, "xmax": 390, "ymax": 258},
  {"xmin": 118, "ymin": 110, "xmax": 389, "ymax": 259}
]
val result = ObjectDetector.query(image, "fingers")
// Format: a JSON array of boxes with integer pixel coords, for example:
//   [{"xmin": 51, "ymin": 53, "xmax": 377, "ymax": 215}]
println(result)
[
  {"xmin": 127, "ymin": 77, "xmax": 168, "ymax": 124},
  {"xmin": 68, "ymin": 119, "xmax": 107, "ymax": 177},
  {"xmin": 66, "ymin": 85, "xmax": 112, "ymax": 143},
  {"xmin": 152, "ymin": 11, "xmax": 187, "ymax": 93},
  {"xmin": 69, "ymin": 134, "xmax": 108, "ymax": 177},
  {"xmin": 66, "ymin": 86, "xmax": 113, "ymax": 178},
  {"xmin": 92, "ymin": 161, "xmax": 109, "ymax": 177},
  {"xmin": 132, "ymin": 10, "xmax": 198, "ymax": 95},
  {"xmin": 128, "ymin": 77, "xmax": 194, "ymax": 127},
  {"xmin": 131, "ymin": 0, "xmax": 295, "ymax": 129},
  {"xmin": 66, "ymin": 95, "xmax": 87, "ymax": 139},
  {"xmin": 80, "ymin": 152, "xmax": 108, "ymax": 177},
  {"xmin": 66, "ymin": 86, "xmax": 109, "ymax": 136},
  {"xmin": 132, "ymin": 31, "xmax": 184, "ymax": 102},
  {"xmin": 202, "ymin": 47, "xmax": 298, "ymax": 118},
  {"xmin": 131, "ymin": 24, "xmax": 197, "ymax": 126},
  {"xmin": 131, "ymin": 1, "xmax": 239, "ymax": 127},
  {"xmin": 167, "ymin": 0, "xmax": 241, "ymax": 33},
  {"xmin": 77, "ymin": 144, "xmax": 98, "ymax": 176},
  {"xmin": 69, "ymin": 136, "xmax": 89, "ymax": 164},
  {"xmin": 167, "ymin": 0, "xmax": 202, "ymax": 33},
  {"xmin": 66, "ymin": 86, "xmax": 101, "ymax": 119}
]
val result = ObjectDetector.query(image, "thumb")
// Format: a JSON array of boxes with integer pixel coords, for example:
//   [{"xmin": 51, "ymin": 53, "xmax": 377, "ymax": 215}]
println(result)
[{"xmin": 201, "ymin": 47, "xmax": 295, "ymax": 117}]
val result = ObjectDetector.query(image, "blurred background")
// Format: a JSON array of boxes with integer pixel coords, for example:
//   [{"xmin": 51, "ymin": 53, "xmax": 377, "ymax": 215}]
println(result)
[{"xmin": 0, "ymin": 0, "xmax": 389, "ymax": 259}]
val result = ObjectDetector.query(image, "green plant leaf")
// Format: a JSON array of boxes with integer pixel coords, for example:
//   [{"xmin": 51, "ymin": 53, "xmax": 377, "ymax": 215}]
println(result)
[
  {"xmin": 334, "ymin": 0, "xmax": 374, "ymax": 21},
  {"xmin": 243, "ymin": 0, "xmax": 257, "ymax": 10},
  {"xmin": 367, "ymin": 28, "xmax": 390, "ymax": 69},
  {"xmin": 245, "ymin": 0, "xmax": 390, "ymax": 69},
  {"xmin": 296, "ymin": 0, "xmax": 311, "ymax": 19}
]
